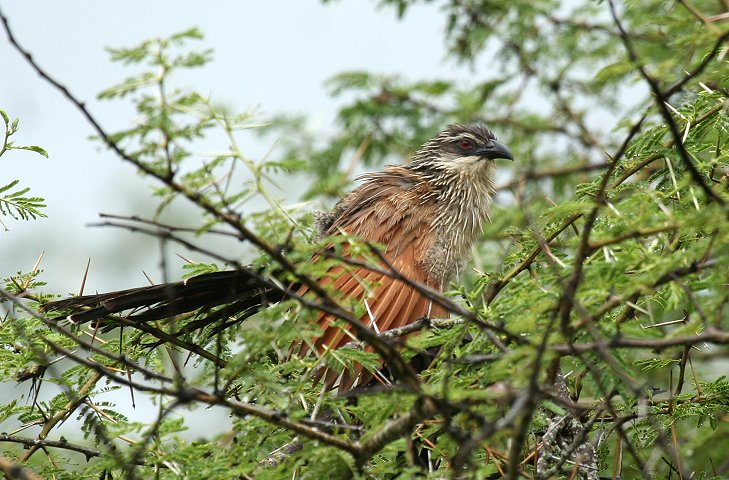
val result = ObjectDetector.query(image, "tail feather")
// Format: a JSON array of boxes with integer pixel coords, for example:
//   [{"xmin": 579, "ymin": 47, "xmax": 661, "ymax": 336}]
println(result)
[{"xmin": 43, "ymin": 269, "xmax": 284, "ymax": 330}]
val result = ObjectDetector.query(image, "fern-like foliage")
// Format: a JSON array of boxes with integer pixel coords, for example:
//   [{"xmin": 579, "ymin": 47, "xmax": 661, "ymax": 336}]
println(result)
[{"xmin": 0, "ymin": 109, "xmax": 47, "ymax": 230}]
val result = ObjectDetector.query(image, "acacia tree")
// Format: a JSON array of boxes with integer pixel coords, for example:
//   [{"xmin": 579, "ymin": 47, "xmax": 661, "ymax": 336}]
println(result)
[{"xmin": 2, "ymin": 1, "xmax": 729, "ymax": 479}]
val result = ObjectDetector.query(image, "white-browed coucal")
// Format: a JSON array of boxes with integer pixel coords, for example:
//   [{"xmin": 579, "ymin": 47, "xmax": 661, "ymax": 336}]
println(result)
[{"xmin": 44, "ymin": 123, "xmax": 513, "ymax": 390}]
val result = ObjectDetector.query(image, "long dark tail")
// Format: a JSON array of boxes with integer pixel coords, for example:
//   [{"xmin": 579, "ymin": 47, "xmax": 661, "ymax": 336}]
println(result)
[{"xmin": 43, "ymin": 269, "xmax": 285, "ymax": 332}]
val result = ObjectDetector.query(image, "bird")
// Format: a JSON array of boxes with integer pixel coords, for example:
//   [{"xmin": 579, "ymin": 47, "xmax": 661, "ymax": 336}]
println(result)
[{"xmin": 43, "ymin": 123, "xmax": 513, "ymax": 391}]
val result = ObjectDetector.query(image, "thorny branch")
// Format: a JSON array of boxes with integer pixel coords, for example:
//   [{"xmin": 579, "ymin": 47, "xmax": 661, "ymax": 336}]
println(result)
[
  {"xmin": 0, "ymin": 435, "xmax": 147, "ymax": 466},
  {"xmin": 2, "ymin": 2, "xmax": 729, "ymax": 478}
]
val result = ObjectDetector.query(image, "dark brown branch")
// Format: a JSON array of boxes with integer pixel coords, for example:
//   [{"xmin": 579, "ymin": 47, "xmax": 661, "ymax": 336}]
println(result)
[
  {"xmin": 554, "ymin": 326, "xmax": 729, "ymax": 354},
  {"xmin": 587, "ymin": 223, "xmax": 679, "ymax": 251},
  {"xmin": 0, "ymin": 434, "xmax": 150, "ymax": 466},
  {"xmin": 98, "ymin": 212, "xmax": 245, "ymax": 240},
  {"xmin": 497, "ymin": 161, "xmax": 612, "ymax": 192}
]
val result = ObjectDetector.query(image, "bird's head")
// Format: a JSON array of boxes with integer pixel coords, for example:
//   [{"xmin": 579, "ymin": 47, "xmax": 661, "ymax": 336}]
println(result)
[{"xmin": 409, "ymin": 123, "xmax": 513, "ymax": 181}]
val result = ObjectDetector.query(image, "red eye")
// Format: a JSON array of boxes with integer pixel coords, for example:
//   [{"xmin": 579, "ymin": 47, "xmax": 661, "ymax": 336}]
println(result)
[{"xmin": 459, "ymin": 140, "xmax": 472, "ymax": 150}]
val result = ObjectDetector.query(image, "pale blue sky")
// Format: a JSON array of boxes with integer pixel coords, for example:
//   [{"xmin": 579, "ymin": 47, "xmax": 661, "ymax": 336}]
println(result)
[{"xmin": 1, "ymin": 1, "xmax": 475, "ymax": 293}]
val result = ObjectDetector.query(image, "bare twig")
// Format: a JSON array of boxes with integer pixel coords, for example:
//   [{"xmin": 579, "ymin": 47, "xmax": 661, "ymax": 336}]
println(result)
[
  {"xmin": 555, "ymin": 326, "xmax": 729, "ymax": 354},
  {"xmin": 0, "ymin": 435, "xmax": 149, "ymax": 466},
  {"xmin": 497, "ymin": 161, "xmax": 612, "ymax": 192}
]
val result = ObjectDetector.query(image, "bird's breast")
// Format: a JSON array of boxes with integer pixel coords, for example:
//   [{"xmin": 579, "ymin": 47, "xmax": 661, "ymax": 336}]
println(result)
[{"xmin": 421, "ymin": 170, "xmax": 496, "ymax": 286}]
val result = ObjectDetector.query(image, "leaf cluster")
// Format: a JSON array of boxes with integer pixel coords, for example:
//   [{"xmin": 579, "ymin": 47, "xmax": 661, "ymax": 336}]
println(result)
[{"xmin": 0, "ymin": 110, "xmax": 47, "ymax": 230}]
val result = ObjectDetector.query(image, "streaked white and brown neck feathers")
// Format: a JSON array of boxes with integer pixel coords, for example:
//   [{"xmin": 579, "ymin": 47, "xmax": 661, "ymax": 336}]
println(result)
[{"xmin": 318, "ymin": 123, "xmax": 503, "ymax": 288}]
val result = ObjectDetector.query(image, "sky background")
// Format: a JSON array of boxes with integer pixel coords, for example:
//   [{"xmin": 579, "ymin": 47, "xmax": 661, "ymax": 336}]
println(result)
[
  {"xmin": 1, "ymin": 0, "xmax": 488, "ymax": 438},
  {"xmin": 0, "ymin": 1, "xmax": 484, "ymax": 293}
]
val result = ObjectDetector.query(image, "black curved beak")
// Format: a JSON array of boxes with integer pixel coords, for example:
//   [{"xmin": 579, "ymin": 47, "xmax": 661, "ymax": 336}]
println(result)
[{"xmin": 476, "ymin": 140, "xmax": 514, "ymax": 161}]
